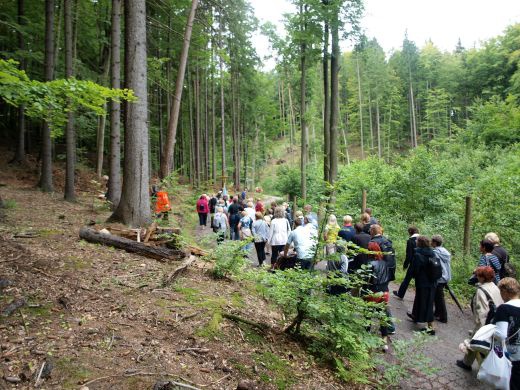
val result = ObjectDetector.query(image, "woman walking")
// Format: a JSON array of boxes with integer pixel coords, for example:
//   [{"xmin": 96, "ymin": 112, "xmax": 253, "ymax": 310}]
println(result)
[
  {"xmin": 267, "ymin": 206, "xmax": 292, "ymax": 266},
  {"xmin": 213, "ymin": 206, "xmax": 229, "ymax": 245},
  {"xmin": 238, "ymin": 210, "xmax": 254, "ymax": 251},
  {"xmin": 408, "ymin": 236, "xmax": 437, "ymax": 335},
  {"xmin": 252, "ymin": 212, "xmax": 269, "ymax": 266},
  {"xmin": 456, "ymin": 266, "xmax": 503, "ymax": 370},
  {"xmin": 196, "ymin": 194, "xmax": 209, "ymax": 229}
]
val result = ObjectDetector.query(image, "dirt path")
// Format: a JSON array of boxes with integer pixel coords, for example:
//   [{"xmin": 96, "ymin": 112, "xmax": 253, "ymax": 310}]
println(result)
[{"xmin": 387, "ymin": 283, "xmax": 487, "ymax": 389}]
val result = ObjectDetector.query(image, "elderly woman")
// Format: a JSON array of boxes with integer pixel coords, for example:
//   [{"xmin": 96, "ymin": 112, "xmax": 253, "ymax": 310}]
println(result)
[
  {"xmin": 408, "ymin": 236, "xmax": 437, "ymax": 335},
  {"xmin": 252, "ymin": 212, "xmax": 270, "ymax": 266},
  {"xmin": 493, "ymin": 277, "xmax": 520, "ymax": 390},
  {"xmin": 456, "ymin": 266, "xmax": 503, "ymax": 371},
  {"xmin": 213, "ymin": 206, "xmax": 229, "ymax": 245},
  {"xmin": 267, "ymin": 206, "xmax": 292, "ymax": 266},
  {"xmin": 485, "ymin": 232, "xmax": 510, "ymax": 278}
]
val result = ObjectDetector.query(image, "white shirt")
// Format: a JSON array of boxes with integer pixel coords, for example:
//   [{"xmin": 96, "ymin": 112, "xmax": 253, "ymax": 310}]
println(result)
[
  {"xmin": 268, "ymin": 218, "xmax": 291, "ymax": 246},
  {"xmin": 286, "ymin": 225, "xmax": 317, "ymax": 260}
]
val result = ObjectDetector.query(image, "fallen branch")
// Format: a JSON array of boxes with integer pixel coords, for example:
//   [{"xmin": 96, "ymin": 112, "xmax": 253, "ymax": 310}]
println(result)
[
  {"xmin": 143, "ymin": 222, "xmax": 157, "ymax": 243},
  {"xmin": 222, "ymin": 312, "xmax": 270, "ymax": 332},
  {"xmin": 2, "ymin": 297, "xmax": 26, "ymax": 317},
  {"xmin": 186, "ymin": 245, "xmax": 208, "ymax": 257},
  {"xmin": 82, "ymin": 370, "xmax": 202, "ymax": 389},
  {"xmin": 162, "ymin": 256, "xmax": 196, "ymax": 287},
  {"xmin": 79, "ymin": 227, "xmax": 185, "ymax": 261}
]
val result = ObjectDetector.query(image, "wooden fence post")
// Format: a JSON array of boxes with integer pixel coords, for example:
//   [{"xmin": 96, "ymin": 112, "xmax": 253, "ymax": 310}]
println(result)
[
  {"xmin": 463, "ymin": 196, "xmax": 472, "ymax": 255},
  {"xmin": 361, "ymin": 189, "xmax": 367, "ymax": 214}
]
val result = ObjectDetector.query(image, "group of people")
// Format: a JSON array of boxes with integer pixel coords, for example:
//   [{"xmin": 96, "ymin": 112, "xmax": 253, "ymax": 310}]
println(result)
[
  {"xmin": 196, "ymin": 195, "xmax": 519, "ymax": 386},
  {"xmin": 196, "ymin": 192, "xmax": 319, "ymax": 269}
]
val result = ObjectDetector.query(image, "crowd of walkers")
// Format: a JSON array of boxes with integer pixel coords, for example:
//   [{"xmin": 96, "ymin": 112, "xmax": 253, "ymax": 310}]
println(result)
[{"xmin": 196, "ymin": 193, "xmax": 518, "ymax": 387}]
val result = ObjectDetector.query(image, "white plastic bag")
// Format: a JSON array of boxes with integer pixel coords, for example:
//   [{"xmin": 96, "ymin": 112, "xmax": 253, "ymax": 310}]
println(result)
[
  {"xmin": 477, "ymin": 339, "xmax": 512, "ymax": 390},
  {"xmin": 470, "ymin": 323, "xmax": 497, "ymax": 353}
]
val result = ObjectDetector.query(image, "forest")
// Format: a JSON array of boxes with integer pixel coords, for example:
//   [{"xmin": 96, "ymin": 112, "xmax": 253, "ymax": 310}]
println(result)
[{"xmin": 0, "ymin": 0, "xmax": 519, "ymax": 388}]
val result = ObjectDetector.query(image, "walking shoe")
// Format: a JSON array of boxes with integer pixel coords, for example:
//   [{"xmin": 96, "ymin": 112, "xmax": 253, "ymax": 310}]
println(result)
[
  {"xmin": 456, "ymin": 360, "xmax": 472, "ymax": 371},
  {"xmin": 392, "ymin": 290, "xmax": 403, "ymax": 300}
]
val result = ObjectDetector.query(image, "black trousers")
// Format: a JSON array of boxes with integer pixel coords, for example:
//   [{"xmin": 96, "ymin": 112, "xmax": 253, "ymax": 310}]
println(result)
[
  {"xmin": 271, "ymin": 245, "xmax": 285, "ymax": 265},
  {"xmin": 434, "ymin": 282, "xmax": 448, "ymax": 322},
  {"xmin": 254, "ymin": 241, "xmax": 266, "ymax": 265},
  {"xmin": 397, "ymin": 265, "xmax": 414, "ymax": 298},
  {"xmin": 198, "ymin": 212, "xmax": 208, "ymax": 226},
  {"xmin": 511, "ymin": 361, "xmax": 520, "ymax": 390}
]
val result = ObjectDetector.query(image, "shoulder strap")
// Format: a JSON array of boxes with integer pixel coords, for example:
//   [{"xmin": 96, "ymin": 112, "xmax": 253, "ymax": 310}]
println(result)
[{"xmin": 478, "ymin": 286, "xmax": 495, "ymax": 306}]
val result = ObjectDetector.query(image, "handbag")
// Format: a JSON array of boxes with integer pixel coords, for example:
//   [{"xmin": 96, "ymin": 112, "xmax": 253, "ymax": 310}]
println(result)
[{"xmin": 477, "ymin": 338, "xmax": 512, "ymax": 389}]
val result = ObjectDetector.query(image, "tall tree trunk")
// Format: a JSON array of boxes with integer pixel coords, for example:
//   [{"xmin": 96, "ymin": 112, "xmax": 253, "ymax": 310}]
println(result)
[
  {"xmin": 300, "ymin": 5, "xmax": 308, "ymax": 201},
  {"xmin": 356, "ymin": 56, "xmax": 364, "ymax": 159},
  {"xmin": 108, "ymin": 0, "xmax": 121, "ymax": 207},
  {"xmin": 322, "ymin": 19, "xmax": 330, "ymax": 183},
  {"xmin": 409, "ymin": 74, "xmax": 417, "ymax": 148},
  {"xmin": 39, "ymin": 0, "xmax": 55, "ymax": 192},
  {"xmin": 64, "ymin": 0, "xmax": 76, "ymax": 202},
  {"xmin": 96, "ymin": 46, "xmax": 111, "ymax": 178},
  {"xmin": 160, "ymin": 0, "xmax": 199, "ymax": 179},
  {"xmin": 376, "ymin": 100, "xmax": 381, "ymax": 158},
  {"xmin": 204, "ymin": 69, "xmax": 210, "ymax": 182},
  {"xmin": 108, "ymin": 0, "xmax": 151, "ymax": 227},
  {"xmin": 13, "ymin": 0, "xmax": 26, "ymax": 164},
  {"xmin": 194, "ymin": 68, "xmax": 201, "ymax": 187},
  {"xmin": 219, "ymin": 50, "xmax": 226, "ymax": 189},
  {"xmin": 328, "ymin": 17, "xmax": 339, "ymax": 184},
  {"xmin": 368, "ymin": 91, "xmax": 374, "ymax": 153},
  {"xmin": 211, "ymin": 40, "xmax": 217, "ymax": 183}
]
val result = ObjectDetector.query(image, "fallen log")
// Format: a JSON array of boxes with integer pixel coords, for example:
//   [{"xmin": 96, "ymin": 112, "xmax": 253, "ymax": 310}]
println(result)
[
  {"xmin": 79, "ymin": 227, "xmax": 185, "ymax": 261},
  {"xmin": 162, "ymin": 256, "xmax": 196, "ymax": 287}
]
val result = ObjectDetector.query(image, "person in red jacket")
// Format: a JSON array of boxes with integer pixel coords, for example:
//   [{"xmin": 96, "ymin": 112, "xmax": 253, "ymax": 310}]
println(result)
[{"xmin": 196, "ymin": 194, "xmax": 210, "ymax": 229}]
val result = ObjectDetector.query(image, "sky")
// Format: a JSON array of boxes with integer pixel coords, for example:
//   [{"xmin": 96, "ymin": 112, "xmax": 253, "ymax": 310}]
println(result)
[{"xmin": 250, "ymin": 0, "xmax": 520, "ymax": 68}]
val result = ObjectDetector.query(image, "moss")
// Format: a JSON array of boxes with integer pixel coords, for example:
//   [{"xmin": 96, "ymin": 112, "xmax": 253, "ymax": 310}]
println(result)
[
  {"xmin": 195, "ymin": 310, "xmax": 222, "ymax": 339},
  {"xmin": 254, "ymin": 351, "xmax": 296, "ymax": 390},
  {"xmin": 231, "ymin": 292, "xmax": 245, "ymax": 308},
  {"xmin": 64, "ymin": 255, "xmax": 92, "ymax": 270},
  {"xmin": 55, "ymin": 357, "xmax": 92, "ymax": 389},
  {"xmin": 173, "ymin": 286, "xmax": 200, "ymax": 303}
]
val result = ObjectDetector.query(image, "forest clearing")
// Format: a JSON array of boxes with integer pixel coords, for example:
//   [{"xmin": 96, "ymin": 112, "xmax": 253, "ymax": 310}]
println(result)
[{"xmin": 1, "ymin": 0, "xmax": 519, "ymax": 389}]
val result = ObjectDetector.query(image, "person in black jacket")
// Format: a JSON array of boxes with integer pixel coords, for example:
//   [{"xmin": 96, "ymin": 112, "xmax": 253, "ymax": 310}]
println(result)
[
  {"xmin": 408, "ymin": 235, "xmax": 437, "ymax": 335},
  {"xmin": 350, "ymin": 222, "xmax": 371, "ymax": 272},
  {"xmin": 485, "ymin": 232, "xmax": 510, "ymax": 278},
  {"xmin": 393, "ymin": 226, "xmax": 419, "ymax": 299}
]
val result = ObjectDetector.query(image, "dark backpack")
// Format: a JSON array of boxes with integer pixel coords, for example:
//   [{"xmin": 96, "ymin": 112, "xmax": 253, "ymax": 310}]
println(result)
[
  {"xmin": 426, "ymin": 255, "xmax": 443, "ymax": 282},
  {"xmin": 198, "ymin": 203, "xmax": 205, "ymax": 212},
  {"xmin": 371, "ymin": 236, "xmax": 396, "ymax": 281},
  {"xmin": 503, "ymin": 262, "xmax": 517, "ymax": 279},
  {"xmin": 478, "ymin": 287, "xmax": 496, "ymax": 325}
]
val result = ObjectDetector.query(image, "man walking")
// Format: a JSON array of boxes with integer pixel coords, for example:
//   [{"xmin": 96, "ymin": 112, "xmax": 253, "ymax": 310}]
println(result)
[{"xmin": 393, "ymin": 226, "xmax": 420, "ymax": 299}]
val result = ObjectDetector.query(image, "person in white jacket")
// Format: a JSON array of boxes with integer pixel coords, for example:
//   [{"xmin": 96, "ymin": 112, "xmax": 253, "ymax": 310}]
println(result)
[
  {"xmin": 267, "ymin": 206, "xmax": 292, "ymax": 266},
  {"xmin": 457, "ymin": 266, "xmax": 503, "ymax": 371}
]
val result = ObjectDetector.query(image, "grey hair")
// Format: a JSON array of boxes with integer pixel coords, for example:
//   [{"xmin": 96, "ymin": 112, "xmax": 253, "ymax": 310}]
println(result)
[
  {"xmin": 431, "ymin": 234, "xmax": 443, "ymax": 246},
  {"xmin": 274, "ymin": 206, "xmax": 285, "ymax": 219},
  {"xmin": 216, "ymin": 206, "xmax": 223, "ymax": 213}
]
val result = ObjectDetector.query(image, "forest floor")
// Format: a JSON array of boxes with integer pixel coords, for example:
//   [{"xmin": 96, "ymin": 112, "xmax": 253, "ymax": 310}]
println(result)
[{"xmin": 0, "ymin": 158, "xmax": 346, "ymax": 390}]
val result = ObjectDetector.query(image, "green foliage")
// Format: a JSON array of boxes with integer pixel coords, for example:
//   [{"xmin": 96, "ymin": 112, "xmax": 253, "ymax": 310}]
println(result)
[
  {"xmin": 334, "ymin": 144, "xmax": 520, "ymax": 297},
  {"xmin": 248, "ymin": 267, "xmax": 386, "ymax": 383},
  {"xmin": 0, "ymin": 59, "xmax": 135, "ymax": 137},
  {"xmin": 375, "ymin": 332, "xmax": 438, "ymax": 387},
  {"xmin": 2, "ymin": 199, "xmax": 17, "ymax": 209},
  {"xmin": 203, "ymin": 239, "xmax": 251, "ymax": 279},
  {"xmin": 465, "ymin": 95, "xmax": 520, "ymax": 146}
]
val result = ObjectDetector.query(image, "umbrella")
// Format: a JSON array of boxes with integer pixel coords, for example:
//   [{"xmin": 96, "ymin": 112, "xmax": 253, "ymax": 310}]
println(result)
[{"xmin": 446, "ymin": 283, "xmax": 464, "ymax": 313}]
